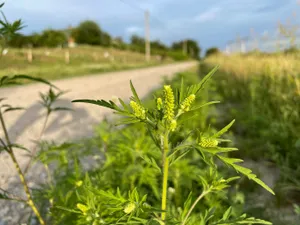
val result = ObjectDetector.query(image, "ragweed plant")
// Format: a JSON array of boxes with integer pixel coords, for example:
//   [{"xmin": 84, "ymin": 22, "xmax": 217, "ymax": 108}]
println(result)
[
  {"xmin": 73, "ymin": 66, "xmax": 275, "ymax": 224},
  {"xmin": 0, "ymin": 3, "xmax": 69, "ymax": 224}
]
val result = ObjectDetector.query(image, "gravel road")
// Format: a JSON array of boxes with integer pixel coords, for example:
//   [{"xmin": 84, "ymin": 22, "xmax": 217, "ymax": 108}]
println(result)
[{"xmin": 0, "ymin": 61, "xmax": 197, "ymax": 224}]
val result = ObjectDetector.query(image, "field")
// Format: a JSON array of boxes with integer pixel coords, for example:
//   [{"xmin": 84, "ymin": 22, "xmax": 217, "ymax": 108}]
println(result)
[
  {"xmin": 0, "ymin": 45, "xmax": 174, "ymax": 81},
  {"xmin": 1, "ymin": 51, "xmax": 300, "ymax": 224},
  {"xmin": 25, "ymin": 53, "xmax": 299, "ymax": 225},
  {"xmin": 201, "ymin": 53, "xmax": 300, "ymax": 224}
]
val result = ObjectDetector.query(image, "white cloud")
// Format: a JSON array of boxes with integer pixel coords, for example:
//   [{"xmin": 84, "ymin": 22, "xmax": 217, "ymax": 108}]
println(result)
[{"xmin": 194, "ymin": 7, "xmax": 221, "ymax": 22}]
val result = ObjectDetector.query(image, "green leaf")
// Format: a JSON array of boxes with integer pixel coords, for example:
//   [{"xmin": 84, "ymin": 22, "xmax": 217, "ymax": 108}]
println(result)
[
  {"xmin": 188, "ymin": 65, "xmax": 219, "ymax": 95},
  {"xmin": 53, "ymin": 107, "xmax": 72, "ymax": 112},
  {"xmin": 190, "ymin": 101, "xmax": 220, "ymax": 112},
  {"xmin": 213, "ymin": 213, "xmax": 272, "ymax": 225},
  {"xmin": 222, "ymin": 207, "xmax": 232, "ymax": 220},
  {"xmin": 0, "ymin": 3, "xmax": 4, "ymax": 8},
  {"xmin": 72, "ymin": 99, "xmax": 117, "ymax": 110},
  {"xmin": 55, "ymin": 206, "xmax": 82, "ymax": 214},
  {"xmin": 130, "ymin": 80, "xmax": 141, "ymax": 105},
  {"xmin": 212, "ymin": 119, "xmax": 235, "ymax": 138},
  {"xmin": 0, "ymin": 74, "xmax": 56, "ymax": 88},
  {"xmin": 200, "ymin": 146, "xmax": 238, "ymax": 155},
  {"xmin": 3, "ymin": 107, "xmax": 24, "ymax": 113},
  {"xmin": 9, "ymin": 144, "xmax": 30, "ymax": 153},
  {"xmin": 217, "ymin": 155, "xmax": 275, "ymax": 195},
  {"xmin": 118, "ymin": 98, "xmax": 129, "ymax": 111},
  {"xmin": 139, "ymin": 155, "xmax": 161, "ymax": 173},
  {"xmin": 179, "ymin": 76, "xmax": 185, "ymax": 103},
  {"xmin": 169, "ymin": 149, "xmax": 191, "ymax": 167}
]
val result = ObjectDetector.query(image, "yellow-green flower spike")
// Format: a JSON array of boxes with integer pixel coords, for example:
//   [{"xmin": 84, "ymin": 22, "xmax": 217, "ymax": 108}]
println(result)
[
  {"xmin": 130, "ymin": 101, "xmax": 146, "ymax": 119},
  {"xmin": 199, "ymin": 136, "xmax": 218, "ymax": 148},
  {"xmin": 157, "ymin": 97, "xmax": 163, "ymax": 110},
  {"xmin": 163, "ymin": 85, "xmax": 175, "ymax": 122},
  {"xmin": 75, "ymin": 180, "xmax": 83, "ymax": 187},
  {"xmin": 170, "ymin": 119, "xmax": 177, "ymax": 131},
  {"xmin": 124, "ymin": 202, "xmax": 136, "ymax": 214},
  {"xmin": 77, "ymin": 203, "xmax": 89, "ymax": 214},
  {"xmin": 180, "ymin": 94, "xmax": 196, "ymax": 112}
]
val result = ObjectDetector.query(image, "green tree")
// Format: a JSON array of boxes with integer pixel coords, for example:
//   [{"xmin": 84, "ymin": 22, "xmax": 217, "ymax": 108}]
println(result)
[
  {"xmin": 151, "ymin": 40, "xmax": 168, "ymax": 51},
  {"xmin": 39, "ymin": 29, "xmax": 67, "ymax": 47},
  {"xmin": 172, "ymin": 39, "xmax": 201, "ymax": 59},
  {"xmin": 8, "ymin": 33, "xmax": 29, "ymax": 47},
  {"xmin": 27, "ymin": 33, "xmax": 42, "ymax": 47},
  {"xmin": 101, "ymin": 31, "xmax": 111, "ymax": 47},
  {"xmin": 205, "ymin": 47, "xmax": 220, "ymax": 57},
  {"xmin": 72, "ymin": 20, "xmax": 102, "ymax": 45}
]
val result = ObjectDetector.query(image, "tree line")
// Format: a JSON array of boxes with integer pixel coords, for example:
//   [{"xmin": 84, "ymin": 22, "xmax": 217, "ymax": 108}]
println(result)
[{"xmin": 7, "ymin": 20, "xmax": 205, "ymax": 60}]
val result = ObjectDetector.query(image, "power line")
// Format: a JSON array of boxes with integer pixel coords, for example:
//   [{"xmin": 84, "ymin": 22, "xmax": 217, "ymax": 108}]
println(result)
[
  {"xmin": 117, "ymin": 0, "xmax": 182, "ymax": 39},
  {"xmin": 118, "ymin": 0, "xmax": 145, "ymax": 14}
]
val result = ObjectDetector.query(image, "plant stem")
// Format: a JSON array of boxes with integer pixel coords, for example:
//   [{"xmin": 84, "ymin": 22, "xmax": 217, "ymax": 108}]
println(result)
[
  {"xmin": 181, "ymin": 189, "xmax": 210, "ymax": 225},
  {"xmin": 161, "ymin": 133, "xmax": 169, "ymax": 223},
  {"xmin": 0, "ymin": 111, "xmax": 46, "ymax": 225},
  {"xmin": 24, "ymin": 112, "xmax": 49, "ymax": 174}
]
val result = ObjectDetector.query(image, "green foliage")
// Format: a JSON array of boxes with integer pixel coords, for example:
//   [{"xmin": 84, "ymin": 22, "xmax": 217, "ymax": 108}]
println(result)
[
  {"xmin": 200, "ymin": 56, "xmax": 300, "ymax": 223},
  {"xmin": 172, "ymin": 39, "xmax": 201, "ymax": 60},
  {"xmin": 72, "ymin": 20, "xmax": 104, "ymax": 45},
  {"xmin": 39, "ymin": 29, "xmax": 67, "ymax": 47},
  {"xmin": 205, "ymin": 47, "xmax": 220, "ymax": 58},
  {"xmin": 64, "ymin": 66, "xmax": 273, "ymax": 224}
]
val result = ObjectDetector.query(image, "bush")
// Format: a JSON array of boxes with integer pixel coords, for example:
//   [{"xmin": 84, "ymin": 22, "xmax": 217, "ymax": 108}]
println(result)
[
  {"xmin": 205, "ymin": 47, "xmax": 220, "ymax": 58},
  {"xmin": 39, "ymin": 29, "xmax": 67, "ymax": 47},
  {"xmin": 167, "ymin": 51, "xmax": 190, "ymax": 61},
  {"xmin": 72, "ymin": 20, "xmax": 103, "ymax": 45}
]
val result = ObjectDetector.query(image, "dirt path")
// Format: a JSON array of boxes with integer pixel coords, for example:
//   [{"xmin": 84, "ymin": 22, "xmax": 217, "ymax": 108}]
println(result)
[{"xmin": 0, "ymin": 61, "xmax": 197, "ymax": 223}]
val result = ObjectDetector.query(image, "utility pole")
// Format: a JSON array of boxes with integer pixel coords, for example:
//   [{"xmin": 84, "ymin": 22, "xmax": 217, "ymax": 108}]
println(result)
[
  {"xmin": 145, "ymin": 10, "xmax": 151, "ymax": 62},
  {"xmin": 250, "ymin": 28, "xmax": 258, "ymax": 51}
]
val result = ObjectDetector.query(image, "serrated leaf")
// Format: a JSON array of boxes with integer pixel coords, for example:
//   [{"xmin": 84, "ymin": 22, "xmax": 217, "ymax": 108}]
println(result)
[
  {"xmin": 72, "ymin": 99, "xmax": 117, "ymax": 110},
  {"xmin": 217, "ymin": 155, "xmax": 275, "ymax": 195},
  {"xmin": 140, "ymin": 155, "xmax": 161, "ymax": 173},
  {"xmin": 200, "ymin": 146, "xmax": 238, "ymax": 155},
  {"xmin": 213, "ymin": 214, "xmax": 272, "ymax": 225},
  {"xmin": 1, "ymin": 74, "xmax": 57, "ymax": 88}
]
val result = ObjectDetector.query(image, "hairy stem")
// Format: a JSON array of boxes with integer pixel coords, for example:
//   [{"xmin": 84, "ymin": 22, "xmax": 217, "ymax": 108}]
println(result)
[
  {"xmin": 0, "ymin": 111, "xmax": 46, "ymax": 225},
  {"xmin": 161, "ymin": 133, "xmax": 169, "ymax": 223},
  {"xmin": 181, "ymin": 189, "xmax": 210, "ymax": 225}
]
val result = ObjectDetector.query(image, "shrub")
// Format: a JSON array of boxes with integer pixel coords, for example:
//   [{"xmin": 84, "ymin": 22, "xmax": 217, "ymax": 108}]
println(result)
[{"xmin": 72, "ymin": 20, "xmax": 103, "ymax": 45}]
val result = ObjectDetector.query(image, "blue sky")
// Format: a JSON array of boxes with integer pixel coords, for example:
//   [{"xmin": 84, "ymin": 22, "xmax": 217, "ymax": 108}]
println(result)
[{"xmin": 2, "ymin": 0, "xmax": 299, "ymax": 51}]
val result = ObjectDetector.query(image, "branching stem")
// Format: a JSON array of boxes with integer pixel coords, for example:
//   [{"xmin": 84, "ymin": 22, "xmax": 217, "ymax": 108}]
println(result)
[
  {"xmin": 0, "ymin": 110, "xmax": 46, "ymax": 225},
  {"xmin": 181, "ymin": 189, "xmax": 211, "ymax": 225}
]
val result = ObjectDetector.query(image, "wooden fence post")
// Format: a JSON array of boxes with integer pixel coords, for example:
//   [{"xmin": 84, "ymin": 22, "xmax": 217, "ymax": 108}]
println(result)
[
  {"xmin": 27, "ymin": 48, "xmax": 32, "ymax": 63},
  {"xmin": 65, "ymin": 49, "xmax": 70, "ymax": 64}
]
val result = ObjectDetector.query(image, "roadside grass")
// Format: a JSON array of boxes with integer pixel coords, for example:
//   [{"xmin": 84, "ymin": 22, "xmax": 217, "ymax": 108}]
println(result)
[{"xmin": 0, "ymin": 45, "xmax": 175, "ymax": 82}]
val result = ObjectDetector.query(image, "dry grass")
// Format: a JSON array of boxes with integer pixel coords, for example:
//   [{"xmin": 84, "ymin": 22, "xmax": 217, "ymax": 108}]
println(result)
[
  {"xmin": 0, "ymin": 45, "xmax": 173, "ymax": 80},
  {"xmin": 204, "ymin": 53, "xmax": 300, "ymax": 94}
]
